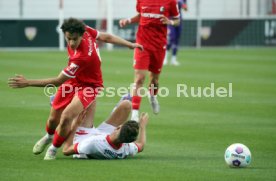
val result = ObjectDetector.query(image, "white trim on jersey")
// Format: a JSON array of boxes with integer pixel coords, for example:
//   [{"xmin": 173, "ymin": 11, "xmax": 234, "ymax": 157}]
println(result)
[
  {"xmin": 141, "ymin": 13, "xmax": 163, "ymax": 19},
  {"xmin": 62, "ymin": 70, "xmax": 76, "ymax": 78}
]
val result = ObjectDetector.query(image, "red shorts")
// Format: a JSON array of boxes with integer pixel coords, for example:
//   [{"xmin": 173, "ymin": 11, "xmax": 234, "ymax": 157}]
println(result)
[
  {"xmin": 133, "ymin": 48, "xmax": 166, "ymax": 74},
  {"xmin": 52, "ymin": 84, "xmax": 100, "ymax": 110}
]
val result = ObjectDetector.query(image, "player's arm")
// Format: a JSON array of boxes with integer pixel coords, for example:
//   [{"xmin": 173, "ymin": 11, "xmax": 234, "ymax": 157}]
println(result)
[
  {"xmin": 119, "ymin": 13, "xmax": 140, "ymax": 28},
  {"xmin": 160, "ymin": 15, "xmax": 180, "ymax": 27},
  {"xmin": 8, "ymin": 72, "xmax": 70, "ymax": 88},
  {"xmin": 97, "ymin": 32, "xmax": 143, "ymax": 50},
  {"xmin": 134, "ymin": 113, "xmax": 149, "ymax": 152}
]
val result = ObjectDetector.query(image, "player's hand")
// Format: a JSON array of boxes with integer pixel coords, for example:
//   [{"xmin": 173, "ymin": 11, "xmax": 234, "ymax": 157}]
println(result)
[
  {"xmin": 160, "ymin": 15, "xmax": 171, "ymax": 25},
  {"xmin": 119, "ymin": 19, "xmax": 130, "ymax": 28},
  {"xmin": 139, "ymin": 112, "xmax": 149, "ymax": 128},
  {"xmin": 130, "ymin": 43, "xmax": 144, "ymax": 51},
  {"xmin": 8, "ymin": 74, "xmax": 29, "ymax": 88}
]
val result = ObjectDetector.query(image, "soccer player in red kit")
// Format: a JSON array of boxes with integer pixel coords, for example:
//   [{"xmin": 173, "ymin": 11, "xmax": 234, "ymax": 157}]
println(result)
[
  {"xmin": 8, "ymin": 18, "xmax": 143, "ymax": 160},
  {"xmin": 119, "ymin": 0, "xmax": 180, "ymax": 121}
]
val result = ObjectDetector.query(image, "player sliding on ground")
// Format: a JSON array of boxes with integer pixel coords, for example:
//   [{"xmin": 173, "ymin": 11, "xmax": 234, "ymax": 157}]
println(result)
[
  {"xmin": 8, "ymin": 18, "xmax": 143, "ymax": 160},
  {"xmin": 62, "ymin": 100, "xmax": 149, "ymax": 159}
]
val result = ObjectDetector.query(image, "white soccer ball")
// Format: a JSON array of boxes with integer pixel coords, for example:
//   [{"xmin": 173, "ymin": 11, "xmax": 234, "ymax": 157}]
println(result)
[{"xmin": 224, "ymin": 143, "xmax": 252, "ymax": 168}]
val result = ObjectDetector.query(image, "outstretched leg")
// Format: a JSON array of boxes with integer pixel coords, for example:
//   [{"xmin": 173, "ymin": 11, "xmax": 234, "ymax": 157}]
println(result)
[{"xmin": 105, "ymin": 100, "xmax": 132, "ymax": 127}]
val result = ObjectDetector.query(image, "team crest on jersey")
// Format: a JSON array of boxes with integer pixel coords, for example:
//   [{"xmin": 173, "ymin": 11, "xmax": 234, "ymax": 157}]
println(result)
[
  {"xmin": 66, "ymin": 63, "xmax": 79, "ymax": 75},
  {"xmin": 160, "ymin": 6, "xmax": 165, "ymax": 13}
]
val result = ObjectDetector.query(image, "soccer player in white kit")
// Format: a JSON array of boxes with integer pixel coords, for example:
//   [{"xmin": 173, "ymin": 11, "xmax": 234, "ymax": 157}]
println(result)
[{"xmin": 62, "ymin": 100, "xmax": 149, "ymax": 159}]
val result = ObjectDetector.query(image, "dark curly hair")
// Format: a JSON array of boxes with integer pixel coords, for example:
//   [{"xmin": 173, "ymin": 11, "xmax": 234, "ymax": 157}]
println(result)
[
  {"xmin": 118, "ymin": 121, "xmax": 139, "ymax": 143},
  {"xmin": 61, "ymin": 18, "xmax": 85, "ymax": 36}
]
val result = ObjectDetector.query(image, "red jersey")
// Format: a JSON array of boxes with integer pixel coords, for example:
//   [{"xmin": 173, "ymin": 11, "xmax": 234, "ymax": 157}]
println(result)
[
  {"xmin": 136, "ymin": 0, "xmax": 180, "ymax": 51},
  {"xmin": 62, "ymin": 26, "xmax": 103, "ymax": 88}
]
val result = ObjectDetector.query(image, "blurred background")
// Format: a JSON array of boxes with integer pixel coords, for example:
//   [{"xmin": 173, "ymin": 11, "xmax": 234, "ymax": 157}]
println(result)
[{"xmin": 0, "ymin": 0, "xmax": 275, "ymax": 50}]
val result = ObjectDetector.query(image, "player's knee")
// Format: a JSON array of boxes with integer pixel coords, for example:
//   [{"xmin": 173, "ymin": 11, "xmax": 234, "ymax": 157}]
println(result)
[
  {"xmin": 135, "ymin": 75, "xmax": 146, "ymax": 86},
  {"xmin": 120, "ymin": 100, "xmax": 132, "ymax": 112}
]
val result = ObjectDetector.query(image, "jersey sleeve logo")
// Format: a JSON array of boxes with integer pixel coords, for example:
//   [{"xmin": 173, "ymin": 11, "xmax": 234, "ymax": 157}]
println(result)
[
  {"xmin": 160, "ymin": 6, "xmax": 165, "ymax": 13},
  {"xmin": 66, "ymin": 63, "xmax": 79, "ymax": 75}
]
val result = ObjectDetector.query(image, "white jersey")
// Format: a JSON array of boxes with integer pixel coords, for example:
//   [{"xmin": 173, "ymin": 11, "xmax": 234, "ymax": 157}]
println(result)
[{"xmin": 73, "ymin": 122, "xmax": 141, "ymax": 159}]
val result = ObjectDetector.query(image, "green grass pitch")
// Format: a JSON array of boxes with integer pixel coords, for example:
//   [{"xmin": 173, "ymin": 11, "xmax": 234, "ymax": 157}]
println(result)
[{"xmin": 0, "ymin": 48, "xmax": 276, "ymax": 180}]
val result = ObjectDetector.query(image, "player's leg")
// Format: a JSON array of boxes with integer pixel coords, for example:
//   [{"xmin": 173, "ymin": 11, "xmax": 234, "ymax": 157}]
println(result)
[
  {"xmin": 33, "ymin": 107, "xmax": 63, "ymax": 155},
  {"xmin": 63, "ymin": 110, "xmax": 88, "ymax": 157},
  {"xmin": 44, "ymin": 96, "xmax": 84, "ymax": 160},
  {"xmin": 131, "ymin": 48, "xmax": 150, "ymax": 122},
  {"xmin": 131, "ymin": 69, "xmax": 147, "ymax": 122},
  {"xmin": 73, "ymin": 99, "xmax": 96, "ymax": 129},
  {"xmin": 148, "ymin": 72, "xmax": 160, "ymax": 114},
  {"xmin": 106, "ymin": 100, "xmax": 131, "ymax": 126},
  {"xmin": 96, "ymin": 100, "xmax": 131, "ymax": 135},
  {"xmin": 148, "ymin": 49, "xmax": 165, "ymax": 114},
  {"xmin": 171, "ymin": 26, "xmax": 181, "ymax": 66},
  {"xmin": 164, "ymin": 26, "xmax": 173, "ymax": 65},
  {"xmin": 111, "ymin": 93, "xmax": 132, "ymax": 113}
]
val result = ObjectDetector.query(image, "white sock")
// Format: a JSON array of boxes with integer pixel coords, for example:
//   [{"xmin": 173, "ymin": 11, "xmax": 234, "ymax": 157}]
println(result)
[
  {"xmin": 46, "ymin": 134, "xmax": 53, "ymax": 139},
  {"xmin": 131, "ymin": 110, "xmax": 139, "ymax": 122},
  {"xmin": 49, "ymin": 145, "xmax": 58, "ymax": 151},
  {"xmin": 132, "ymin": 109, "xmax": 139, "ymax": 116}
]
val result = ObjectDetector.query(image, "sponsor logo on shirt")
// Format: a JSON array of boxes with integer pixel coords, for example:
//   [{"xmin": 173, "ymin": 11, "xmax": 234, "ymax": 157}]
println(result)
[
  {"xmin": 104, "ymin": 149, "xmax": 124, "ymax": 158},
  {"xmin": 85, "ymin": 32, "xmax": 93, "ymax": 56},
  {"xmin": 88, "ymin": 37, "xmax": 93, "ymax": 56},
  {"xmin": 66, "ymin": 63, "xmax": 79, "ymax": 75},
  {"xmin": 141, "ymin": 13, "xmax": 163, "ymax": 19}
]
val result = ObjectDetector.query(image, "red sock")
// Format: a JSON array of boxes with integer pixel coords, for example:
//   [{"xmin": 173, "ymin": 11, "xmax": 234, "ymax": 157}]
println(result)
[
  {"xmin": 52, "ymin": 131, "xmax": 66, "ymax": 148},
  {"xmin": 132, "ymin": 96, "xmax": 142, "ymax": 110},
  {"xmin": 46, "ymin": 124, "xmax": 55, "ymax": 135}
]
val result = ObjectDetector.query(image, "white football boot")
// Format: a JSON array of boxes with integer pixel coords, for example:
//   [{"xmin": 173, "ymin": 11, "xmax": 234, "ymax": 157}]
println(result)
[
  {"xmin": 33, "ymin": 135, "xmax": 53, "ymax": 155},
  {"xmin": 171, "ymin": 56, "xmax": 180, "ymax": 66},
  {"xmin": 44, "ymin": 145, "xmax": 57, "ymax": 160},
  {"xmin": 148, "ymin": 93, "xmax": 160, "ymax": 114}
]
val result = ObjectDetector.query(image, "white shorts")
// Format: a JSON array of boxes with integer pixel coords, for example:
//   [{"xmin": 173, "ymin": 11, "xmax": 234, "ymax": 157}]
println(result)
[
  {"xmin": 96, "ymin": 122, "xmax": 116, "ymax": 135},
  {"xmin": 73, "ymin": 122, "xmax": 116, "ymax": 144}
]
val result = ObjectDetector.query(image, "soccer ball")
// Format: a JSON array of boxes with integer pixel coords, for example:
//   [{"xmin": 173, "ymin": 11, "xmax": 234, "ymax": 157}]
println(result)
[{"xmin": 224, "ymin": 143, "xmax": 251, "ymax": 168}]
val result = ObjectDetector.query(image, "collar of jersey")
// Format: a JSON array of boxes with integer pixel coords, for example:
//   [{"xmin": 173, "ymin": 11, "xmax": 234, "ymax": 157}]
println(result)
[{"xmin": 106, "ymin": 135, "xmax": 123, "ymax": 150}]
